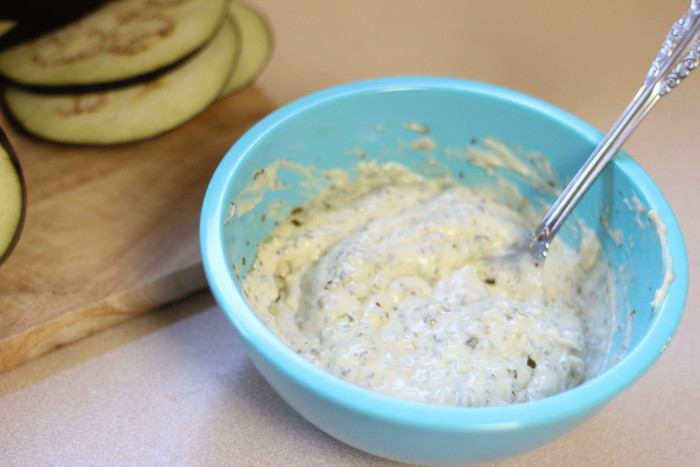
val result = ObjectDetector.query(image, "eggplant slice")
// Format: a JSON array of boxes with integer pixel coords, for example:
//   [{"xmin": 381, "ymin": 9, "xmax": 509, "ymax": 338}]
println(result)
[
  {"xmin": 3, "ymin": 19, "xmax": 239, "ymax": 145},
  {"xmin": 219, "ymin": 1, "xmax": 272, "ymax": 98},
  {"xmin": 0, "ymin": 128, "xmax": 25, "ymax": 265},
  {"xmin": 0, "ymin": 0, "xmax": 228, "ymax": 88}
]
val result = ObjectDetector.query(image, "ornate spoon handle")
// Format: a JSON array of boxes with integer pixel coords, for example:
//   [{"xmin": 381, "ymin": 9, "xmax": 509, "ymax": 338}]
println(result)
[{"xmin": 529, "ymin": 1, "xmax": 700, "ymax": 258}]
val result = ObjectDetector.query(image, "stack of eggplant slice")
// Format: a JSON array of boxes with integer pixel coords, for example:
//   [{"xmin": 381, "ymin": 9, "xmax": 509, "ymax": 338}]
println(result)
[
  {"xmin": 0, "ymin": 0, "xmax": 273, "ymax": 145},
  {"xmin": 0, "ymin": 0, "xmax": 271, "ymax": 266}
]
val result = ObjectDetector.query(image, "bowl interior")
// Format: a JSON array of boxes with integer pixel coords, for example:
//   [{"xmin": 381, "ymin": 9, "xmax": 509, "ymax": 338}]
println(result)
[{"xmin": 217, "ymin": 80, "xmax": 685, "ymax": 379}]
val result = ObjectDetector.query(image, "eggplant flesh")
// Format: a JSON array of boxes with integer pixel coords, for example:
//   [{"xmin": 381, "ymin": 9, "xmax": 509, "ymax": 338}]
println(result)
[
  {"xmin": 0, "ymin": 1, "xmax": 110, "ymax": 52},
  {"xmin": 0, "ymin": 0, "xmax": 106, "ymax": 20},
  {"xmin": 3, "ymin": 19, "xmax": 240, "ymax": 145},
  {"xmin": 0, "ymin": 21, "xmax": 15, "ymax": 36},
  {"xmin": 0, "ymin": 128, "xmax": 25, "ymax": 265},
  {"xmin": 0, "ymin": 0, "xmax": 228, "ymax": 88}
]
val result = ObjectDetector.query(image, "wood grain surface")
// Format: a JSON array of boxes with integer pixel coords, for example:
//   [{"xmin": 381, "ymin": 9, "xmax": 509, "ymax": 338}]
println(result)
[{"xmin": 0, "ymin": 86, "xmax": 275, "ymax": 373}]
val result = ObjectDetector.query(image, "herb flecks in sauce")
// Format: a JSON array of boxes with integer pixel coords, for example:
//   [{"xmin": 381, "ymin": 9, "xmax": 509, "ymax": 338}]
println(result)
[{"xmin": 243, "ymin": 163, "xmax": 616, "ymax": 407}]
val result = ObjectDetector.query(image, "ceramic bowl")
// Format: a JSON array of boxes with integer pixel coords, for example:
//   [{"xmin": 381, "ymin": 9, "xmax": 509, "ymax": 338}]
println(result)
[{"xmin": 200, "ymin": 77, "xmax": 688, "ymax": 466}]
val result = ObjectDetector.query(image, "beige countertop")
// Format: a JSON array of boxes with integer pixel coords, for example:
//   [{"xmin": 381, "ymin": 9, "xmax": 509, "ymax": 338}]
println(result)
[{"xmin": 2, "ymin": 1, "xmax": 699, "ymax": 465}]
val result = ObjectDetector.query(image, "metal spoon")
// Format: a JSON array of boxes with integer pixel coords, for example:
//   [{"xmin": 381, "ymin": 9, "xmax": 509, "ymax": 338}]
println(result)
[{"xmin": 520, "ymin": 0, "xmax": 700, "ymax": 260}]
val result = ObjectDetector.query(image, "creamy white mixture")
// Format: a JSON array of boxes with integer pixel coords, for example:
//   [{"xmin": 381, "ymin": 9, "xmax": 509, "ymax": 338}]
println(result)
[{"xmin": 242, "ymin": 163, "xmax": 616, "ymax": 407}]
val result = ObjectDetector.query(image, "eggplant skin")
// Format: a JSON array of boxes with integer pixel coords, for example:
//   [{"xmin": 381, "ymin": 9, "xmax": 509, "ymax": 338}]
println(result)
[
  {"xmin": 0, "ymin": 127, "xmax": 26, "ymax": 266},
  {"xmin": 0, "ymin": 0, "xmax": 105, "ymax": 19},
  {"xmin": 0, "ymin": 1, "xmax": 109, "ymax": 52},
  {"xmin": 0, "ymin": 0, "xmax": 98, "ymax": 19}
]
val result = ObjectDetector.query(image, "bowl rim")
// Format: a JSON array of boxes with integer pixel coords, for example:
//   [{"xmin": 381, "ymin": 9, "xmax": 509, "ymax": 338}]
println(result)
[{"xmin": 200, "ymin": 76, "xmax": 688, "ymax": 430}]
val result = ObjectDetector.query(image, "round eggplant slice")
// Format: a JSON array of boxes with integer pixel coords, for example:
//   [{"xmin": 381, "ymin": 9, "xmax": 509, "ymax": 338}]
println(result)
[
  {"xmin": 0, "ymin": 128, "xmax": 25, "ymax": 266},
  {"xmin": 0, "ymin": 0, "xmax": 228, "ymax": 88},
  {"xmin": 219, "ymin": 1, "xmax": 273, "ymax": 98},
  {"xmin": 3, "ymin": 19, "xmax": 239, "ymax": 145}
]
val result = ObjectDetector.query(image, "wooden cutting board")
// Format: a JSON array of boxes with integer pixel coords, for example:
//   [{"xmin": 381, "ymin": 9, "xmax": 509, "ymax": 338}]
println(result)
[{"xmin": 0, "ymin": 86, "xmax": 275, "ymax": 373}]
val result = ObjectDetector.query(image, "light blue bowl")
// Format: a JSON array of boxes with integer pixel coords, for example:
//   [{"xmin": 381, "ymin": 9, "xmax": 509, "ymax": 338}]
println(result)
[{"xmin": 200, "ymin": 77, "xmax": 688, "ymax": 466}]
